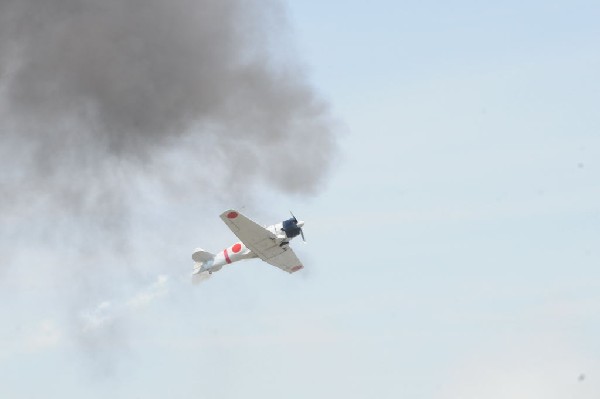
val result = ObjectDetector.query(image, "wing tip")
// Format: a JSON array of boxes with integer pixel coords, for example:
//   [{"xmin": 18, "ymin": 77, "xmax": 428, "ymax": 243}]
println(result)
[{"xmin": 220, "ymin": 209, "xmax": 239, "ymax": 220}]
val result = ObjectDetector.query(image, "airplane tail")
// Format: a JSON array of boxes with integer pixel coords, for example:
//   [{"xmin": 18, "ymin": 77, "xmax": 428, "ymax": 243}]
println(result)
[{"xmin": 192, "ymin": 248, "xmax": 215, "ymax": 275}]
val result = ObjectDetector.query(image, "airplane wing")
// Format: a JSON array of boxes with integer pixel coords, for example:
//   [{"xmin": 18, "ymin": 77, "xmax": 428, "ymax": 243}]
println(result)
[
  {"xmin": 263, "ymin": 247, "xmax": 304, "ymax": 274},
  {"xmin": 219, "ymin": 210, "xmax": 304, "ymax": 273}
]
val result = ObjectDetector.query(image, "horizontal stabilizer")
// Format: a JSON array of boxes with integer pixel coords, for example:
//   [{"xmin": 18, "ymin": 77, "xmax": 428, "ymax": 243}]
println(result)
[
  {"xmin": 192, "ymin": 248, "xmax": 215, "ymax": 275},
  {"xmin": 192, "ymin": 248, "xmax": 214, "ymax": 263}
]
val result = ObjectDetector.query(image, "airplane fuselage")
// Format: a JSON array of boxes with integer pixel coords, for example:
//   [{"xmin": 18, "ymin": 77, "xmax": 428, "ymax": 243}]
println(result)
[
  {"xmin": 204, "ymin": 241, "xmax": 257, "ymax": 273},
  {"xmin": 192, "ymin": 211, "xmax": 305, "ymax": 276},
  {"xmin": 201, "ymin": 223, "xmax": 291, "ymax": 273}
]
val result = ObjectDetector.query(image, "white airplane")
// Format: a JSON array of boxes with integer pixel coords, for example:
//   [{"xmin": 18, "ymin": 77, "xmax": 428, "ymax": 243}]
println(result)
[{"xmin": 192, "ymin": 210, "xmax": 305, "ymax": 276}]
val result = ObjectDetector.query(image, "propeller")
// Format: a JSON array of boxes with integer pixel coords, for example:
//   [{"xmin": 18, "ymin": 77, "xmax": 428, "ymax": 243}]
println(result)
[{"xmin": 290, "ymin": 211, "xmax": 306, "ymax": 242}]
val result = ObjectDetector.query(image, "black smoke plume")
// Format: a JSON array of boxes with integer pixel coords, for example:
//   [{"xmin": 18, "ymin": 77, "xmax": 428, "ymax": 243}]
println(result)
[
  {"xmin": 0, "ymin": 0, "xmax": 337, "ymax": 367},
  {"xmin": 0, "ymin": 0, "xmax": 335, "ymax": 200}
]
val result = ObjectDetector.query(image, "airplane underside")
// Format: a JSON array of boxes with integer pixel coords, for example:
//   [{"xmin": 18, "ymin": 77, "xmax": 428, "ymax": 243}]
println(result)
[{"xmin": 192, "ymin": 210, "xmax": 305, "ymax": 277}]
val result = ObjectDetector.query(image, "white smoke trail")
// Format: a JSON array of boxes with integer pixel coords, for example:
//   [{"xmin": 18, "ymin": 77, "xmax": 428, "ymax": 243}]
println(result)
[{"xmin": 81, "ymin": 275, "xmax": 170, "ymax": 333}]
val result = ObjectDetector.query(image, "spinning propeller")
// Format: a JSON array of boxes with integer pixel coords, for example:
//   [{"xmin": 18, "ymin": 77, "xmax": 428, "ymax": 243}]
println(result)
[{"xmin": 289, "ymin": 211, "xmax": 305, "ymax": 242}]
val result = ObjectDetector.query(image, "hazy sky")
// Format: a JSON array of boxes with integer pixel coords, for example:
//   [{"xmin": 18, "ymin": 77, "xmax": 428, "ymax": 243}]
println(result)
[{"xmin": 2, "ymin": 1, "xmax": 600, "ymax": 398}]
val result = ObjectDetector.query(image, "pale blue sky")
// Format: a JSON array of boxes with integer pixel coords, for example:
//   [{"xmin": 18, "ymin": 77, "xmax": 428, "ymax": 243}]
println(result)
[{"xmin": 2, "ymin": 1, "xmax": 600, "ymax": 398}]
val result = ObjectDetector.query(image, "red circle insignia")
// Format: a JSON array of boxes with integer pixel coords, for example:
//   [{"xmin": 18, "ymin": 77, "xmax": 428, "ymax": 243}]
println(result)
[
  {"xmin": 227, "ymin": 211, "xmax": 238, "ymax": 219},
  {"xmin": 232, "ymin": 243, "xmax": 242, "ymax": 253}
]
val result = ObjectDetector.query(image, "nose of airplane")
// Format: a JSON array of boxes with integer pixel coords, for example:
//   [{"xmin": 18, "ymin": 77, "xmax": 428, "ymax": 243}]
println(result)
[{"xmin": 297, "ymin": 221, "xmax": 304, "ymax": 228}]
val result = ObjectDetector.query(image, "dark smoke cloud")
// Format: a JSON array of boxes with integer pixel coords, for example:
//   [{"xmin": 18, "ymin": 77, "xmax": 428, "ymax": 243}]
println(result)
[
  {"xmin": 0, "ymin": 0, "xmax": 337, "ymax": 364},
  {"xmin": 0, "ymin": 0, "xmax": 335, "ymax": 196},
  {"xmin": 0, "ymin": 0, "xmax": 336, "ymax": 265}
]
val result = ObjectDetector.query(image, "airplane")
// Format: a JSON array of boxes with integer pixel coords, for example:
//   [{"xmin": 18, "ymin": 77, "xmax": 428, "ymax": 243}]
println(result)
[{"xmin": 192, "ymin": 209, "xmax": 306, "ymax": 277}]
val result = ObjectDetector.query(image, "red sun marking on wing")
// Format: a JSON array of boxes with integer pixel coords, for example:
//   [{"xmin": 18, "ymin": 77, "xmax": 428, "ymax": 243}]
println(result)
[
  {"xmin": 227, "ymin": 211, "xmax": 238, "ymax": 219},
  {"xmin": 291, "ymin": 265, "xmax": 303, "ymax": 272}
]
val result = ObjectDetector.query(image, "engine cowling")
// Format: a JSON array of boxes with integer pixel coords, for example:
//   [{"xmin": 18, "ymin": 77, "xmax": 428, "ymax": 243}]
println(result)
[{"xmin": 281, "ymin": 218, "xmax": 301, "ymax": 239}]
